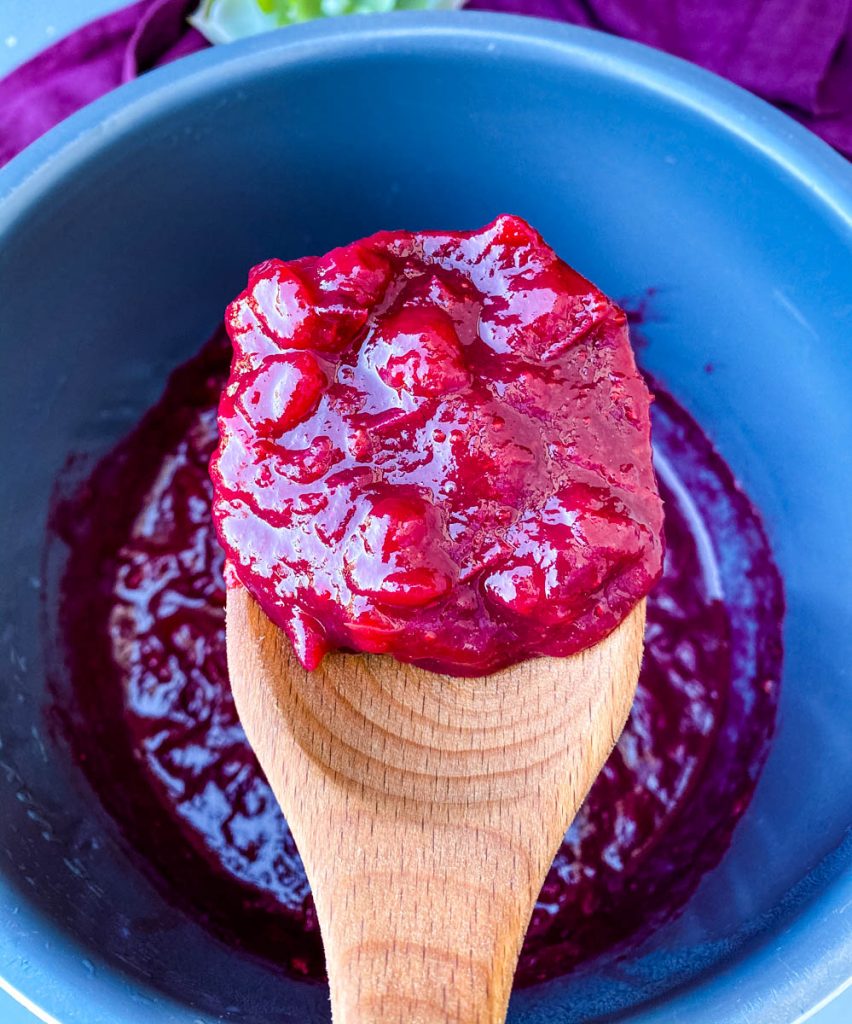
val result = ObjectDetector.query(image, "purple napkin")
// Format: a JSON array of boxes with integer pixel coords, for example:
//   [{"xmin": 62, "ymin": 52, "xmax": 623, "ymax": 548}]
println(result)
[
  {"xmin": 1, "ymin": 0, "xmax": 851, "ymax": 170},
  {"xmin": 0, "ymin": 0, "xmax": 205, "ymax": 167}
]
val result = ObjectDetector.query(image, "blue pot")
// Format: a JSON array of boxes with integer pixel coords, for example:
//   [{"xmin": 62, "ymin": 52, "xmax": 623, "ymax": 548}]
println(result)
[{"xmin": 0, "ymin": 12, "xmax": 850, "ymax": 1023}]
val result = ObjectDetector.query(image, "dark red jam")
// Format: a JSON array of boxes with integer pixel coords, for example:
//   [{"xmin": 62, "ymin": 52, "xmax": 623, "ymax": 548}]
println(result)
[
  {"xmin": 210, "ymin": 216, "xmax": 664, "ymax": 675},
  {"xmin": 48, "ymin": 321, "xmax": 782, "ymax": 986}
]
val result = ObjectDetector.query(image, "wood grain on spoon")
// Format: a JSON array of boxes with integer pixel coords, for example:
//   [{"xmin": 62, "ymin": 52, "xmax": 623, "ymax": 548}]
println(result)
[{"xmin": 227, "ymin": 586, "xmax": 645, "ymax": 1024}]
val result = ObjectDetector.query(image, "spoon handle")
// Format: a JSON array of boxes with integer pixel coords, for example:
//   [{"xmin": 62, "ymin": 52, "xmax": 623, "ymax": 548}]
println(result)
[
  {"xmin": 300, "ymin": 776, "xmax": 548, "ymax": 1022},
  {"xmin": 227, "ymin": 588, "xmax": 644, "ymax": 1023}
]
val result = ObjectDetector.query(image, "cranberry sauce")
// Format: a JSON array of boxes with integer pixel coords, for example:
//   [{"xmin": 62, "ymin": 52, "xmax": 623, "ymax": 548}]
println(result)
[
  {"xmin": 49, "ymin": 328, "xmax": 782, "ymax": 986},
  {"xmin": 211, "ymin": 216, "xmax": 663, "ymax": 675}
]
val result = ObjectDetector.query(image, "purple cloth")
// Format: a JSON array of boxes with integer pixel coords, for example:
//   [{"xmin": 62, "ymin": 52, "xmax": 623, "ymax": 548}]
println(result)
[
  {"xmin": 1, "ymin": 0, "xmax": 851, "ymax": 169},
  {"xmin": 0, "ymin": 0, "xmax": 205, "ymax": 167}
]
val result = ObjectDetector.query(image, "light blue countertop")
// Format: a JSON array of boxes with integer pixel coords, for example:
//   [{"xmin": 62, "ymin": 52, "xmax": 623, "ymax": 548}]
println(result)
[{"xmin": 0, "ymin": 3, "xmax": 849, "ymax": 1022}]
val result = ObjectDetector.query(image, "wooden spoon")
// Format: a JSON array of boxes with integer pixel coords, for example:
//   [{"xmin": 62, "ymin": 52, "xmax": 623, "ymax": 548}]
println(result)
[{"xmin": 227, "ymin": 586, "xmax": 645, "ymax": 1024}]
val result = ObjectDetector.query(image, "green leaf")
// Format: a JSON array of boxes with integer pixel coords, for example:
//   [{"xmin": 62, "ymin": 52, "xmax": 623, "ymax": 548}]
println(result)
[{"xmin": 190, "ymin": 0, "xmax": 465, "ymax": 44}]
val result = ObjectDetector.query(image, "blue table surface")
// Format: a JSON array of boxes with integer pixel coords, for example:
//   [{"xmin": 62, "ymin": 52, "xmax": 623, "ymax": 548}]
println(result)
[{"xmin": 0, "ymin": 3, "xmax": 850, "ymax": 1022}]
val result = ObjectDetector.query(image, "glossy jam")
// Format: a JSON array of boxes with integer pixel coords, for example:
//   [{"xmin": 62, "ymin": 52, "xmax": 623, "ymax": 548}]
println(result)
[
  {"xmin": 211, "ymin": 216, "xmax": 664, "ymax": 675},
  {"xmin": 50, "ymin": 325, "xmax": 782, "ymax": 985}
]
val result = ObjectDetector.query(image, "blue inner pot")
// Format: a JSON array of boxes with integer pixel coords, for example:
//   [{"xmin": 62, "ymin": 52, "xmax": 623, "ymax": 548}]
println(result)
[{"xmin": 0, "ymin": 12, "xmax": 850, "ymax": 1024}]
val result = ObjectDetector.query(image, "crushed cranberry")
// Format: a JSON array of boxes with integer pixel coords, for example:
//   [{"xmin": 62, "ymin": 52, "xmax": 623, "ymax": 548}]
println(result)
[
  {"xmin": 51, "ymin": 332, "xmax": 782, "ymax": 983},
  {"xmin": 210, "ymin": 215, "xmax": 664, "ymax": 675}
]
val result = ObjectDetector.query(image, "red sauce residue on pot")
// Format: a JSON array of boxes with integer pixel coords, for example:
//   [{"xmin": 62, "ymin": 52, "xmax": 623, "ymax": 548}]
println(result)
[
  {"xmin": 211, "ymin": 216, "xmax": 663, "ymax": 676},
  {"xmin": 49, "ymin": 319, "xmax": 782, "ymax": 988}
]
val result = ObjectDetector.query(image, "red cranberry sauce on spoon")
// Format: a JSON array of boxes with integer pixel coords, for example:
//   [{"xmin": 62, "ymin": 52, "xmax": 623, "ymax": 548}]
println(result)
[{"xmin": 210, "ymin": 215, "xmax": 664, "ymax": 675}]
